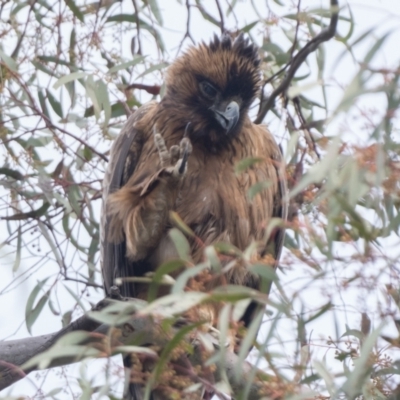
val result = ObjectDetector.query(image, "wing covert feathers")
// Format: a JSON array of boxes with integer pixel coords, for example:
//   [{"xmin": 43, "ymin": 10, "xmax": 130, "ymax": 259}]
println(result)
[
  {"xmin": 101, "ymin": 105, "xmax": 288, "ymax": 295},
  {"xmin": 100, "ymin": 102, "xmax": 156, "ymax": 294}
]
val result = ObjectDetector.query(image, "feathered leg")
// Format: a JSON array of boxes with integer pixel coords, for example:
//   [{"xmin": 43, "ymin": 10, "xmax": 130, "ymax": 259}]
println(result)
[
  {"xmin": 106, "ymin": 131, "xmax": 192, "ymax": 261},
  {"xmin": 106, "ymin": 131, "xmax": 192, "ymax": 399}
]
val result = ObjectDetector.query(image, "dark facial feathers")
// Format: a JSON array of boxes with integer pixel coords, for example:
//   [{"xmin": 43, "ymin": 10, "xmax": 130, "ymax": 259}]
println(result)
[{"xmin": 163, "ymin": 33, "xmax": 262, "ymax": 147}]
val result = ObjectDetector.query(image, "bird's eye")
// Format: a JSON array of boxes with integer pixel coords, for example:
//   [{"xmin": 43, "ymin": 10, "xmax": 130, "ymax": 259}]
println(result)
[{"xmin": 200, "ymin": 81, "xmax": 218, "ymax": 99}]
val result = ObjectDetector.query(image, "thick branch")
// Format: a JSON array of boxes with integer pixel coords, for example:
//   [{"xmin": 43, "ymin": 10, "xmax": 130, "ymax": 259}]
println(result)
[
  {"xmin": 255, "ymin": 0, "xmax": 339, "ymax": 124},
  {"xmin": 0, "ymin": 298, "xmax": 108, "ymax": 390},
  {"xmin": 0, "ymin": 295, "xmax": 288, "ymax": 399}
]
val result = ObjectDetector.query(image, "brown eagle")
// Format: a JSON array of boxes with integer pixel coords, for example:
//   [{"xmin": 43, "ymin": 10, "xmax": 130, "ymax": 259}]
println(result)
[{"xmin": 101, "ymin": 33, "xmax": 287, "ymax": 399}]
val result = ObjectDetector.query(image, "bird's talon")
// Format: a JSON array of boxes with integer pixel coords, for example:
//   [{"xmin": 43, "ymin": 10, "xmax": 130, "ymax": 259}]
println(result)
[
  {"xmin": 154, "ymin": 133, "xmax": 171, "ymax": 167},
  {"xmin": 154, "ymin": 127, "xmax": 192, "ymax": 179},
  {"xmin": 170, "ymin": 145, "xmax": 180, "ymax": 165},
  {"xmin": 183, "ymin": 122, "xmax": 191, "ymax": 138},
  {"xmin": 178, "ymin": 137, "xmax": 192, "ymax": 175},
  {"xmin": 179, "ymin": 145, "xmax": 189, "ymax": 174}
]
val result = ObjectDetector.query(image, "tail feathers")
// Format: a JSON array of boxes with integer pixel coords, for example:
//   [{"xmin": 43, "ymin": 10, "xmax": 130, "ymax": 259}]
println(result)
[
  {"xmin": 123, "ymin": 356, "xmax": 155, "ymax": 400},
  {"xmin": 124, "ymin": 381, "xmax": 156, "ymax": 400},
  {"xmin": 123, "ymin": 382, "xmax": 149, "ymax": 400},
  {"xmin": 122, "ymin": 355, "xmax": 208, "ymax": 399}
]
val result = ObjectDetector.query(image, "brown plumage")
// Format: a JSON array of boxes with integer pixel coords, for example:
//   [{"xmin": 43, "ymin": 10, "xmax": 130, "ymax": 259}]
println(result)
[{"xmin": 101, "ymin": 33, "xmax": 287, "ymax": 400}]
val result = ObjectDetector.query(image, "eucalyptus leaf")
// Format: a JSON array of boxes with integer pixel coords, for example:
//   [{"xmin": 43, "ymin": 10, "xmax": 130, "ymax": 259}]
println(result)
[
  {"xmin": 25, "ymin": 279, "xmax": 50, "ymax": 334},
  {"xmin": 54, "ymin": 72, "xmax": 87, "ymax": 89}
]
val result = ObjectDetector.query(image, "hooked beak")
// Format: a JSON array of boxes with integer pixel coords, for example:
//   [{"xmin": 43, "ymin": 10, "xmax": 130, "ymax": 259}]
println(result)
[{"xmin": 212, "ymin": 101, "xmax": 240, "ymax": 134}]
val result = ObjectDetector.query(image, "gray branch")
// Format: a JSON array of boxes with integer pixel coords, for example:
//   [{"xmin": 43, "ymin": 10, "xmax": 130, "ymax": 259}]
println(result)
[
  {"xmin": 0, "ymin": 294, "xmax": 291, "ymax": 400},
  {"xmin": 255, "ymin": 0, "xmax": 339, "ymax": 124}
]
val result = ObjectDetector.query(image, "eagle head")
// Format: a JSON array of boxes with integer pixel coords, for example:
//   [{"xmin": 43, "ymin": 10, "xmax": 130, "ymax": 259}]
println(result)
[{"xmin": 164, "ymin": 33, "xmax": 261, "ymax": 146}]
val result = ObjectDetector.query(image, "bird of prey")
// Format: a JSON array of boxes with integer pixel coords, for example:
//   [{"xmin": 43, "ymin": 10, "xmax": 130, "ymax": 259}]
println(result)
[{"xmin": 101, "ymin": 33, "xmax": 287, "ymax": 399}]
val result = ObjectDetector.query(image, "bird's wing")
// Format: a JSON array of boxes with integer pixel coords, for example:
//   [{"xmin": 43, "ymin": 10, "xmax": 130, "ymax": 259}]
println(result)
[
  {"xmin": 240, "ymin": 127, "xmax": 288, "ymax": 327},
  {"xmin": 100, "ymin": 103, "xmax": 155, "ymax": 297}
]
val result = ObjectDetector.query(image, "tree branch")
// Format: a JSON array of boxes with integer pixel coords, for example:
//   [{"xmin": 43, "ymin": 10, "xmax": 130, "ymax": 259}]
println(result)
[
  {"xmin": 0, "ymin": 293, "xmax": 292, "ymax": 399},
  {"xmin": 255, "ymin": 0, "xmax": 339, "ymax": 124},
  {"xmin": 214, "ymin": 0, "xmax": 225, "ymax": 34},
  {"xmin": 131, "ymin": 0, "xmax": 142, "ymax": 55},
  {"xmin": 125, "ymin": 83, "xmax": 161, "ymax": 95}
]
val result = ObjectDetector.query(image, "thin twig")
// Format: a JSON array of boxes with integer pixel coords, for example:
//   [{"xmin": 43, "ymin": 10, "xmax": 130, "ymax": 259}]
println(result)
[
  {"xmin": 293, "ymin": 96, "xmax": 321, "ymax": 159},
  {"xmin": 194, "ymin": 1, "xmax": 220, "ymax": 27},
  {"xmin": 11, "ymin": 0, "xmax": 37, "ymax": 58},
  {"xmin": 62, "ymin": 275, "xmax": 103, "ymax": 289},
  {"xmin": 176, "ymin": 0, "xmax": 196, "ymax": 55},
  {"xmin": 131, "ymin": 0, "xmax": 142, "ymax": 55},
  {"xmin": 214, "ymin": 0, "xmax": 225, "ymax": 33},
  {"xmin": 125, "ymin": 83, "xmax": 161, "ymax": 95},
  {"xmin": 7, "ymin": 71, "xmax": 108, "ymax": 162},
  {"xmin": 289, "ymin": 0, "xmax": 302, "ymax": 60},
  {"xmin": 255, "ymin": 0, "xmax": 339, "ymax": 124}
]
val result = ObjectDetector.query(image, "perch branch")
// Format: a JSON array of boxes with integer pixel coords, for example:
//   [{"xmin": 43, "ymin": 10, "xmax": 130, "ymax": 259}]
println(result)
[{"xmin": 0, "ymin": 293, "xmax": 290, "ymax": 399}]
